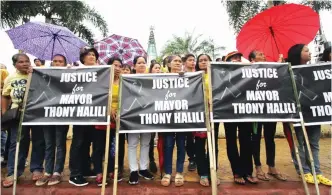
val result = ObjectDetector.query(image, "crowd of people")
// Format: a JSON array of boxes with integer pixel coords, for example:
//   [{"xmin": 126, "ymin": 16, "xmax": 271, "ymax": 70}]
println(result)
[{"xmin": 0, "ymin": 44, "xmax": 331, "ymax": 189}]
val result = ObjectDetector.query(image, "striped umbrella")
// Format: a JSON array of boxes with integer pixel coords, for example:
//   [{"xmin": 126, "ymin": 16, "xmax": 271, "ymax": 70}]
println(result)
[{"xmin": 95, "ymin": 34, "xmax": 147, "ymax": 65}]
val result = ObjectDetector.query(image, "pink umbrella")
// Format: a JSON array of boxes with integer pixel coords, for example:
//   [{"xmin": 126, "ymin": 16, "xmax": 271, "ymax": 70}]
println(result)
[{"xmin": 94, "ymin": 34, "xmax": 147, "ymax": 65}]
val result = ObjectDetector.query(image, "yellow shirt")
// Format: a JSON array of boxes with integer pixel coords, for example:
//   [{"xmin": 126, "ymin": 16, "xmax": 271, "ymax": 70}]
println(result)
[
  {"xmin": 0, "ymin": 69, "xmax": 9, "ymax": 90},
  {"xmin": 2, "ymin": 70, "xmax": 28, "ymax": 109},
  {"xmin": 161, "ymin": 66, "xmax": 169, "ymax": 73},
  {"xmin": 111, "ymin": 84, "xmax": 119, "ymax": 110}
]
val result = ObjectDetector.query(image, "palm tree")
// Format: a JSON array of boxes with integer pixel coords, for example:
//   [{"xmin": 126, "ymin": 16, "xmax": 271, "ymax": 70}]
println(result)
[
  {"xmin": 1, "ymin": 1, "xmax": 108, "ymax": 45},
  {"xmin": 222, "ymin": 0, "xmax": 331, "ymax": 34},
  {"xmin": 160, "ymin": 32, "xmax": 225, "ymax": 59}
]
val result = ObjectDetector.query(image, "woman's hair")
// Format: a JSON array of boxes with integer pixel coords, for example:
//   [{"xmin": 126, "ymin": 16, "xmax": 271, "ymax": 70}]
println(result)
[
  {"xmin": 133, "ymin": 56, "xmax": 147, "ymax": 65},
  {"xmin": 53, "ymin": 54, "xmax": 67, "ymax": 65},
  {"xmin": 12, "ymin": 53, "xmax": 30, "ymax": 66},
  {"xmin": 132, "ymin": 56, "xmax": 146, "ymax": 74},
  {"xmin": 149, "ymin": 61, "xmax": 160, "ymax": 73},
  {"xmin": 221, "ymin": 56, "xmax": 226, "ymax": 61},
  {"xmin": 121, "ymin": 64, "xmax": 132, "ymax": 73},
  {"xmin": 79, "ymin": 47, "xmax": 99, "ymax": 64},
  {"xmin": 248, "ymin": 50, "xmax": 258, "ymax": 62},
  {"xmin": 167, "ymin": 55, "xmax": 181, "ymax": 72},
  {"xmin": 150, "ymin": 59, "xmax": 157, "ymax": 64},
  {"xmin": 182, "ymin": 53, "xmax": 195, "ymax": 62},
  {"xmin": 162, "ymin": 56, "xmax": 169, "ymax": 67},
  {"xmin": 107, "ymin": 57, "xmax": 123, "ymax": 65},
  {"xmin": 287, "ymin": 44, "xmax": 305, "ymax": 66},
  {"xmin": 321, "ymin": 46, "xmax": 331, "ymax": 62},
  {"xmin": 195, "ymin": 54, "xmax": 211, "ymax": 71}
]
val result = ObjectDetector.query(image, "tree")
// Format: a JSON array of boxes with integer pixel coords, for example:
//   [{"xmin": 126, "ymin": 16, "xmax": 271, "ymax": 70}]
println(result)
[
  {"xmin": 1, "ymin": 1, "xmax": 108, "ymax": 45},
  {"xmin": 160, "ymin": 32, "xmax": 225, "ymax": 59},
  {"xmin": 222, "ymin": 0, "xmax": 331, "ymax": 34}
]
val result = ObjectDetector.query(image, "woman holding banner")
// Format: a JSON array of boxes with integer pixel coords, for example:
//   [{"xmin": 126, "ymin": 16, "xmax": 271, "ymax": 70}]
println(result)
[
  {"xmin": 160, "ymin": 55, "xmax": 186, "ymax": 187},
  {"xmin": 284, "ymin": 44, "xmax": 331, "ymax": 186},
  {"xmin": 36, "ymin": 54, "xmax": 69, "ymax": 186},
  {"xmin": 2, "ymin": 54, "xmax": 45, "ymax": 188},
  {"xmin": 69, "ymin": 47, "xmax": 100, "ymax": 187},
  {"xmin": 94, "ymin": 57, "xmax": 126, "ymax": 185},
  {"xmin": 128, "ymin": 56, "xmax": 154, "ymax": 185},
  {"xmin": 223, "ymin": 51, "xmax": 257, "ymax": 185},
  {"xmin": 148, "ymin": 61, "xmax": 161, "ymax": 173},
  {"xmin": 248, "ymin": 50, "xmax": 287, "ymax": 182},
  {"xmin": 194, "ymin": 54, "xmax": 220, "ymax": 186}
]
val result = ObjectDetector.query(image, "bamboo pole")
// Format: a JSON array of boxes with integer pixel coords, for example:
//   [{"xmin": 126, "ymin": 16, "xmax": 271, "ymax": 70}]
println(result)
[
  {"xmin": 202, "ymin": 71, "xmax": 217, "ymax": 195},
  {"xmin": 202, "ymin": 66, "xmax": 218, "ymax": 195},
  {"xmin": 113, "ymin": 73, "xmax": 123, "ymax": 195},
  {"xmin": 207, "ymin": 63, "xmax": 217, "ymax": 171},
  {"xmin": 101, "ymin": 67, "xmax": 115, "ymax": 195},
  {"xmin": 289, "ymin": 123, "xmax": 310, "ymax": 195},
  {"xmin": 288, "ymin": 63, "xmax": 320, "ymax": 195},
  {"xmin": 12, "ymin": 73, "xmax": 32, "ymax": 195}
]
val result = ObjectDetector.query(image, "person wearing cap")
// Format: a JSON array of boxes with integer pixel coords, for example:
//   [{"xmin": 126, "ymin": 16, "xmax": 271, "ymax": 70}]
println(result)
[
  {"xmin": 248, "ymin": 50, "xmax": 287, "ymax": 182},
  {"xmin": 224, "ymin": 51, "xmax": 242, "ymax": 62},
  {"xmin": 223, "ymin": 51, "xmax": 258, "ymax": 185},
  {"xmin": 36, "ymin": 54, "xmax": 69, "ymax": 187},
  {"xmin": 69, "ymin": 47, "xmax": 99, "ymax": 187}
]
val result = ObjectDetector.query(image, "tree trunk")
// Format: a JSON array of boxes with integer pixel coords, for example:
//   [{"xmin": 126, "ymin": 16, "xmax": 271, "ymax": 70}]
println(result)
[
  {"xmin": 45, "ymin": 17, "xmax": 52, "ymax": 23},
  {"xmin": 267, "ymin": 1, "xmax": 274, "ymax": 8}
]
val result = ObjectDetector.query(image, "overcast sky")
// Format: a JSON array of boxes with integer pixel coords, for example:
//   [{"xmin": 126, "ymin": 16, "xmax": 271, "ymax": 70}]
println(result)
[{"xmin": 0, "ymin": 0, "xmax": 331, "ymax": 73}]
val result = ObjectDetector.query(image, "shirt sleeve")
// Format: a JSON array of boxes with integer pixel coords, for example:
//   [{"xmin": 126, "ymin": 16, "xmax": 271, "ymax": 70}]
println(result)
[{"xmin": 2, "ymin": 76, "xmax": 11, "ymax": 96}]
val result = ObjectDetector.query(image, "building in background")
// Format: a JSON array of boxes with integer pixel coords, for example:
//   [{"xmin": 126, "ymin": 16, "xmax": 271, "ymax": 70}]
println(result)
[{"xmin": 147, "ymin": 26, "xmax": 158, "ymax": 66}]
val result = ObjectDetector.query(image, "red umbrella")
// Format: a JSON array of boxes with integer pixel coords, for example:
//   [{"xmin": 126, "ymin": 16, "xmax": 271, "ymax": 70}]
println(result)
[
  {"xmin": 236, "ymin": 3, "xmax": 319, "ymax": 62},
  {"xmin": 94, "ymin": 34, "xmax": 147, "ymax": 65}
]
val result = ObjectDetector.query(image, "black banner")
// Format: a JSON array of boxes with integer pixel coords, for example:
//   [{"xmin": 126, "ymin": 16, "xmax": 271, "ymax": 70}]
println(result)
[
  {"xmin": 22, "ymin": 66, "xmax": 111, "ymax": 125},
  {"xmin": 211, "ymin": 62, "xmax": 300, "ymax": 122},
  {"xmin": 292, "ymin": 63, "xmax": 332, "ymax": 126},
  {"xmin": 119, "ymin": 72, "xmax": 207, "ymax": 133}
]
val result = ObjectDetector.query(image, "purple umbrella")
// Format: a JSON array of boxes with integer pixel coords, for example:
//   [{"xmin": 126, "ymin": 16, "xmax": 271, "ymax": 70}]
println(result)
[{"xmin": 6, "ymin": 22, "xmax": 88, "ymax": 63}]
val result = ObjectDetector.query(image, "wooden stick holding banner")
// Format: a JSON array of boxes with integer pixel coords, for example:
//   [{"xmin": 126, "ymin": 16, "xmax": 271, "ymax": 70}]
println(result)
[
  {"xmin": 101, "ymin": 66, "xmax": 115, "ymax": 195},
  {"xmin": 289, "ymin": 123, "xmax": 310, "ymax": 195},
  {"xmin": 12, "ymin": 73, "xmax": 32, "ymax": 195},
  {"xmin": 288, "ymin": 63, "xmax": 320, "ymax": 195},
  {"xmin": 207, "ymin": 63, "xmax": 217, "ymax": 171},
  {"xmin": 113, "ymin": 73, "xmax": 123, "ymax": 195},
  {"xmin": 202, "ymin": 71, "xmax": 217, "ymax": 195}
]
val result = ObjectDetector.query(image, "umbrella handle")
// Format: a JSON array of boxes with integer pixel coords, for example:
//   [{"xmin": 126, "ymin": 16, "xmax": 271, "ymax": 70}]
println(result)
[{"xmin": 269, "ymin": 26, "xmax": 281, "ymax": 55}]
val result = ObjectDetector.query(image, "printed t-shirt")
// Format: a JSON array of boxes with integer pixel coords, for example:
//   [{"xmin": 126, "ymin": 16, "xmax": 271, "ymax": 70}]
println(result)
[{"xmin": 2, "ymin": 70, "xmax": 28, "ymax": 109}]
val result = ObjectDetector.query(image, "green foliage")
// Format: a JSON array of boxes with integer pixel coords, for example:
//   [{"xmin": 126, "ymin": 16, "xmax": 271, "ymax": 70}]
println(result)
[
  {"xmin": 301, "ymin": 0, "xmax": 331, "ymax": 13},
  {"xmin": 1, "ymin": 0, "xmax": 108, "ymax": 45},
  {"xmin": 221, "ymin": 0, "xmax": 332, "ymax": 34},
  {"xmin": 155, "ymin": 56, "xmax": 163, "ymax": 64},
  {"xmin": 160, "ymin": 32, "xmax": 225, "ymax": 60}
]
